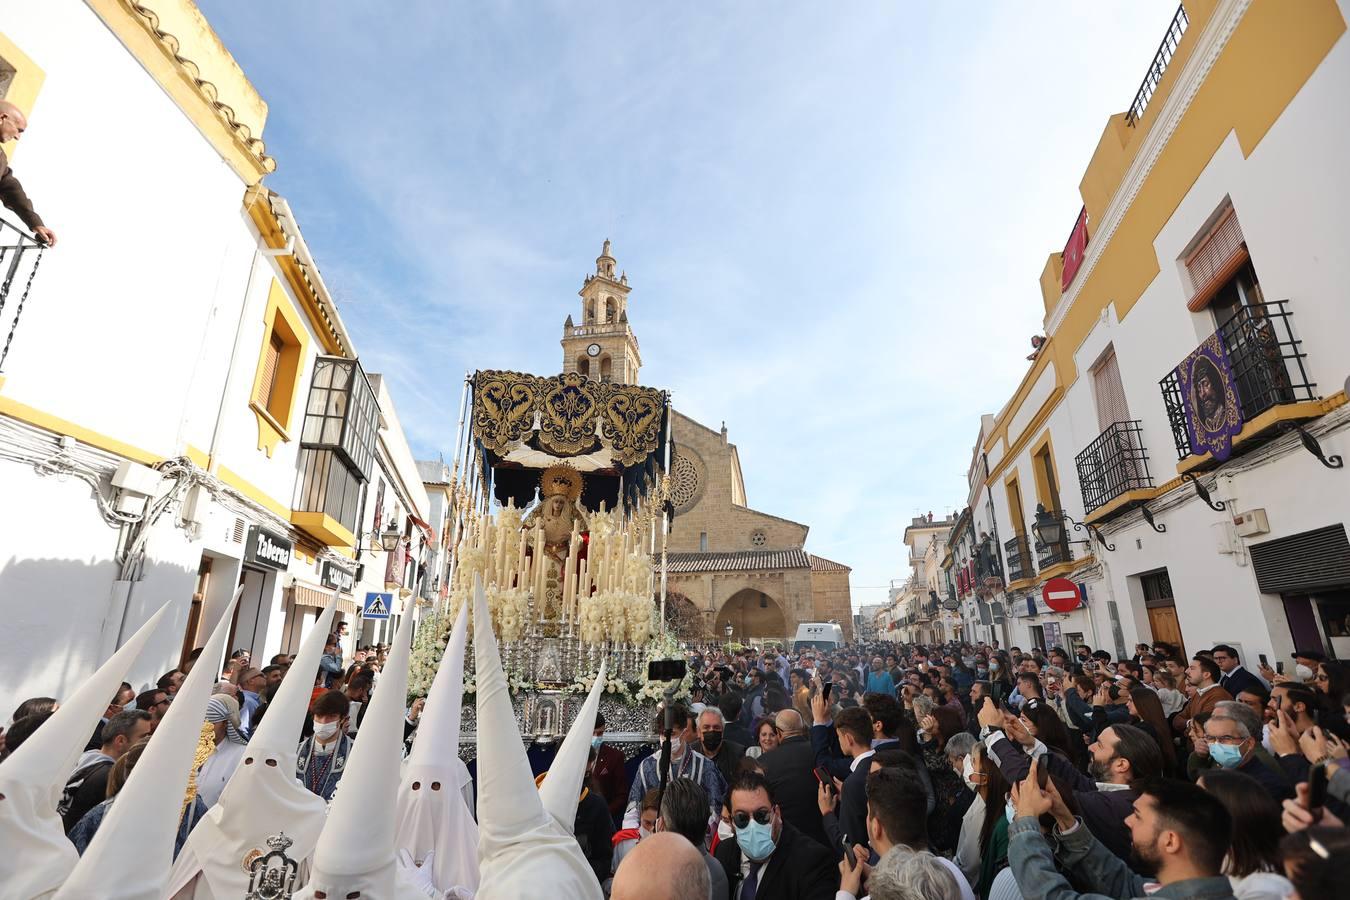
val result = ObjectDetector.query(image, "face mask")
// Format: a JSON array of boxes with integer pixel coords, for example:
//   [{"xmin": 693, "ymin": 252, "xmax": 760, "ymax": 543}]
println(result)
[
  {"xmin": 703, "ymin": 730, "xmax": 723, "ymax": 752},
  {"xmin": 990, "ymin": 661, "xmax": 1001, "ymax": 672},
  {"xmin": 591, "ymin": 735, "xmax": 604, "ymax": 750},
  {"xmin": 962, "ymin": 755, "xmax": 978, "ymax": 791},
  {"xmin": 1296, "ymin": 664, "xmax": 1315, "ymax": 681},
  {"xmin": 717, "ymin": 820, "xmax": 735, "ymax": 842},
  {"xmin": 1005, "ymin": 801, "xmax": 1017, "ymax": 825},
  {"xmin": 638, "ymin": 825, "xmax": 652, "ymax": 840},
  {"xmin": 669, "ymin": 735, "xmax": 685, "ymax": 758},
  {"xmin": 1209, "ymin": 742, "xmax": 1244, "ymax": 769},
  {"xmin": 735, "ymin": 818, "xmax": 777, "ymax": 861},
  {"xmin": 977, "ymin": 668, "xmax": 989, "ymax": 677},
  {"xmin": 314, "ymin": 721, "xmax": 339, "ymax": 740}
]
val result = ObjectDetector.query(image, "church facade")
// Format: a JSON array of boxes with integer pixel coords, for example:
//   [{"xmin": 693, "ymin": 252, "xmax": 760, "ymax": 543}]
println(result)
[{"xmin": 561, "ymin": 243, "xmax": 853, "ymax": 643}]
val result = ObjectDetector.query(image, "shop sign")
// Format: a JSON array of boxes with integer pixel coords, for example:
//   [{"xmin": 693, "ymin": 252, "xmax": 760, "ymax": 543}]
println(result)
[
  {"xmin": 320, "ymin": 560, "xmax": 356, "ymax": 593},
  {"xmin": 246, "ymin": 526, "xmax": 293, "ymax": 571}
]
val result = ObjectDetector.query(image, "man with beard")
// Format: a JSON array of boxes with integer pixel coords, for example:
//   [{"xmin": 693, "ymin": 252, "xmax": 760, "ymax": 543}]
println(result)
[
  {"xmin": 1007, "ymin": 763, "xmax": 1237, "ymax": 900},
  {"xmin": 980, "ymin": 702, "xmax": 1161, "ymax": 866}
]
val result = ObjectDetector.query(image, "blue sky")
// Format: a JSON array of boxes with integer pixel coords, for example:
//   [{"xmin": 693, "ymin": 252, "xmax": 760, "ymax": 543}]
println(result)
[{"xmin": 198, "ymin": 0, "xmax": 1179, "ymax": 610}]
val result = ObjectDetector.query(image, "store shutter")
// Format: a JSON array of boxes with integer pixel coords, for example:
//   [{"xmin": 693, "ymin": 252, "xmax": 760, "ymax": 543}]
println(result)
[{"xmin": 1250, "ymin": 525, "xmax": 1350, "ymax": 594}]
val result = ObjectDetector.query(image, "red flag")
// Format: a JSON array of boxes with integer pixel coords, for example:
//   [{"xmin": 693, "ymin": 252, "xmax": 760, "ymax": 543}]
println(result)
[{"xmin": 1061, "ymin": 206, "xmax": 1089, "ymax": 291}]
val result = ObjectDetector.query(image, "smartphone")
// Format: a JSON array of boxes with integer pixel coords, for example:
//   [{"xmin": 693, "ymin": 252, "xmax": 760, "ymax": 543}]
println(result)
[
  {"xmin": 1259, "ymin": 653, "xmax": 1269, "ymax": 669},
  {"xmin": 647, "ymin": 659, "xmax": 687, "ymax": 682},
  {"xmin": 1308, "ymin": 763, "xmax": 1328, "ymax": 815},
  {"xmin": 814, "ymin": 766, "xmax": 834, "ymax": 790},
  {"xmin": 822, "ymin": 681, "xmax": 833, "ymax": 701},
  {"xmin": 1036, "ymin": 761, "xmax": 1050, "ymax": 790},
  {"xmin": 1277, "ymin": 661, "xmax": 1285, "ymax": 675}
]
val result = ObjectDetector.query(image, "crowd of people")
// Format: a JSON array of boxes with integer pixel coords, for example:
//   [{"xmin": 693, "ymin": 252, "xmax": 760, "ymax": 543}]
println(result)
[{"xmin": 4, "ymin": 620, "xmax": 1350, "ymax": 900}]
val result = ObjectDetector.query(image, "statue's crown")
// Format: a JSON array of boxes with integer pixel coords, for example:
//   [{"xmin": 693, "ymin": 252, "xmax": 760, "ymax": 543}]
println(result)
[{"xmin": 540, "ymin": 464, "xmax": 583, "ymax": 501}]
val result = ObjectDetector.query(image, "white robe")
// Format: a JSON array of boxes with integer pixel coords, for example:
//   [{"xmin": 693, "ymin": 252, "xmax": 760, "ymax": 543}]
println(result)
[{"xmin": 194, "ymin": 741, "xmax": 246, "ymax": 809}]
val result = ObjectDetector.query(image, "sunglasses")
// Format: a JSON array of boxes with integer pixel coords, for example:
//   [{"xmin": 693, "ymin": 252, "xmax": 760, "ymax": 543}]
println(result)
[{"xmin": 732, "ymin": 808, "xmax": 772, "ymax": 829}]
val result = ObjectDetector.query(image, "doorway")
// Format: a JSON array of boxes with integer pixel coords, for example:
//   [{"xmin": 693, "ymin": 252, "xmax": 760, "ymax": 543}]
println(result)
[
  {"xmin": 1140, "ymin": 569, "xmax": 1186, "ymax": 659},
  {"xmin": 180, "ymin": 557, "xmax": 211, "ymax": 669},
  {"xmin": 227, "ymin": 566, "xmax": 270, "ymax": 663}
]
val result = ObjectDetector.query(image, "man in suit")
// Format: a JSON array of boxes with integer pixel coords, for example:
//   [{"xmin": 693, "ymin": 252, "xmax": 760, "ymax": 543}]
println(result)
[
  {"xmin": 1172, "ymin": 655, "xmax": 1232, "ymax": 736},
  {"xmin": 714, "ymin": 771, "xmax": 837, "ymax": 900},
  {"xmin": 758, "ymin": 709, "xmax": 829, "ymax": 848},
  {"xmin": 815, "ymin": 706, "xmax": 873, "ymax": 857},
  {"xmin": 1211, "ymin": 644, "xmax": 1263, "ymax": 699}
]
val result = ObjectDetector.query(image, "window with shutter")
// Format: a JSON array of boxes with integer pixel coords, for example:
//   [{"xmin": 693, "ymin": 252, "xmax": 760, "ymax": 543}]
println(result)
[
  {"xmin": 1184, "ymin": 206, "xmax": 1250, "ymax": 311},
  {"xmin": 257, "ymin": 332, "xmax": 285, "ymax": 409},
  {"xmin": 1090, "ymin": 347, "xmax": 1130, "ymax": 433}
]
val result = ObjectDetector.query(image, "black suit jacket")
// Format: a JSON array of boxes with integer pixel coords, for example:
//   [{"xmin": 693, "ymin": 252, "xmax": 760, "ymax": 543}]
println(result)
[
  {"xmin": 759, "ymin": 735, "xmax": 829, "ymax": 848},
  {"xmin": 714, "ymin": 821, "xmax": 837, "ymax": 900},
  {"xmin": 821, "ymin": 757, "xmax": 870, "ymax": 859},
  {"xmin": 1219, "ymin": 666, "xmax": 1263, "ymax": 700}
]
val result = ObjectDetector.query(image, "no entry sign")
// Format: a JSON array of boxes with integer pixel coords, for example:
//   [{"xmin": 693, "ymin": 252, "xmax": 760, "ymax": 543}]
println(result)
[{"xmin": 1042, "ymin": 578, "xmax": 1082, "ymax": 613}]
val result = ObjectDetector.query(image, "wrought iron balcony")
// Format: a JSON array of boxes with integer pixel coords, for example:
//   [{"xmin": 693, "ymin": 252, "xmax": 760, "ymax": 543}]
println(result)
[
  {"xmin": 1126, "ymin": 5, "xmax": 1189, "ymax": 127},
  {"xmin": 0, "ymin": 219, "xmax": 47, "ymax": 375},
  {"xmin": 1033, "ymin": 512, "xmax": 1074, "ymax": 569},
  {"xmin": 1159, "ymin": 300, "xmax": 1317, "ymax": 460},
  {"xmin": 975, "ymin": 536, "xmax": 1003, "ymax": 582},
  {"xmin": 1075, "ymin": 420, "xmax": 1155, "ymax": 513},
  {"xmin": 1004, "ymin": 534, "xmax": 1034, "ymax": 582}
]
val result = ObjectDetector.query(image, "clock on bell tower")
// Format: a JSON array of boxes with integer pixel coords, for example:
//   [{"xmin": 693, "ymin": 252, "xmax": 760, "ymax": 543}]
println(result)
[{"xmin": 561, "ymin": 239, "xmax": 643, "ymax": 384}]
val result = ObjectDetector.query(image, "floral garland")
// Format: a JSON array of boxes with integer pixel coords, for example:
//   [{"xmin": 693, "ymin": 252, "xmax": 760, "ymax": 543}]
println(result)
[{"xmin": 487, "ymin": 586, "xmax": 530, "ymax": 643}]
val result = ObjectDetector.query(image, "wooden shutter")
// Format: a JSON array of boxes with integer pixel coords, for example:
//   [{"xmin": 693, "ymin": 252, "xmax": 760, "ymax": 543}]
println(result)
[
  {"xmin": 1185, "ymin": 207, "xmax": 1248, "ymax": 311},
  {"xmin": 1090, "ymin": 347, "xmax": 1130, "ymax": 433},
  {"xmin": 257, "ymin": 331, "xmax": 285, "ymax": 409}
]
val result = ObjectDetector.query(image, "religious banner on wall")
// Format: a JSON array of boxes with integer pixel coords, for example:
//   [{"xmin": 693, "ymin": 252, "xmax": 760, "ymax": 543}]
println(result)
[{"xmin": 1174, "ymin": 333, "xmax": 1244, "ymax": 461}]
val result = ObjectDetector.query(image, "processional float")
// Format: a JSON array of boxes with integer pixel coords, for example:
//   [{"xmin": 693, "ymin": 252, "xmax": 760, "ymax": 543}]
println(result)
[{"xmin": 416, "ymin": 369, "xmax": 682, "ymax": 750}]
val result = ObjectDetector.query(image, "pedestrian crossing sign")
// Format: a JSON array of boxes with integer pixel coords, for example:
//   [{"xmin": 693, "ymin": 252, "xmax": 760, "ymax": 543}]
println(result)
[{"xmin": 363, "ymin": 591, "xmax": 392, "ymax": 620}]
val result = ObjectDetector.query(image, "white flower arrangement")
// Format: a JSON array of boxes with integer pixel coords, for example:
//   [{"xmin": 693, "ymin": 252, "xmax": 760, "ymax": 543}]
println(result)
[
  {"xmin": 578, "ymin": 592, "xmax": 609, "ymax": 644},
  {"xmin": 566, "ymin": 672, "xmax": 636, "ymax": 701},
  {"xmin": 487, "ymin": 585, "xmax": 530, "ymax": 643},
  {"xmin": 625, "ymin": 593, "xmax": 655, "ymax": 645}
]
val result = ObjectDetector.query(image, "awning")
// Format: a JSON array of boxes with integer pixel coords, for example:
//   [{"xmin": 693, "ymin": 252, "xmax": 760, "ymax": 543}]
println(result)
[
  {"xmin": 409, "ymin": 515, "xmax": 436, "ymax": 543},
  {"xmin": 287, "ymin": 582, "xmax": 358, "ymax": 616}
]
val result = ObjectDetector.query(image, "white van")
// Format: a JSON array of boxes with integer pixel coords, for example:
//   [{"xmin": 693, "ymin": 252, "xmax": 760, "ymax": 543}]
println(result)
[{"xmin": 791, "ymin": 622, "xmax": 845, "ymax": 653}]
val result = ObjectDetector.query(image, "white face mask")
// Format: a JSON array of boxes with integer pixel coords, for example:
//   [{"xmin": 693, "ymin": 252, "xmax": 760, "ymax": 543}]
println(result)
[
  {"xmin": 638, "ymin": 825, "xmax": 652, "ymax": 840},
  {"xmin": 717, "ymin": 820, "xmax": 735, "ymax": 841},
  {"xmin": 314, "ymin": 720, "xmax": 339, "ymax": 740},
  {"xmin": 1296, "ymin": 664, "xmax": 1315, "ymax": 682},
  {"xmin": 669, "ymin": 735, "xmax": 685, "ymax": 759},
  {"xmin": 962, "ymin": 755, "xmax": 978, "ymax": 791}
]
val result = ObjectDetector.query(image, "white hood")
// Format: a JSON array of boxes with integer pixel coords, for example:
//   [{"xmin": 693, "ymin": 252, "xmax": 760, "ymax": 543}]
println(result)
[
  {"xmin": 294, "ymin": 606, "xmax": 416, "ymax": 899},
  {"xmin": 472, "ymin": 577, "xmax": 603, "ymax": 900},
  {"xmin": 394, "ymin": 601, "xmax": 479, "ymax": 894},
  {"xmin": 0, "ymin": 600, "xmax": 174, "ymax": 900},
  {"xmin": 54, "ymin": 587, "xmax": 242, "ymax": 900},
  {"xmin": 165, "ymin": 595, "xmax": 338, "ymax": 899}
]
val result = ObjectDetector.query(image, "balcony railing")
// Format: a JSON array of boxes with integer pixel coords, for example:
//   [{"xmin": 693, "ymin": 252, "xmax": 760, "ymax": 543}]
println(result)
[
  {"xmin": 1126, "ymin": 5, "xmax": 1189, "ymax": 127},
  {"xmin": 0, "ymin": 219, "xmax": 47, "ymax": 374},
  {"xmin": 1004, "ymin": 535, "xmax": 1033, "ymax": 582},
  {"xmin": 1159, "ymin": 300, "xmax": 1317, "ymax": 460},
  {"xmin": 975, "ymin": 536, "xmax": 1003, "ymax": 582},
  {"xmin": 1034, "ymin": 512, "xmax": 1075, "ymax": 569},
  {"xmin": 1075, "ymin": 420, "xmax": 1155, "ymax": 513}
]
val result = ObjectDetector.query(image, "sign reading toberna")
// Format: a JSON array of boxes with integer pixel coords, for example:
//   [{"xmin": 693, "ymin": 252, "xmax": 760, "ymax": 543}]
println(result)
[{"xmin": 246, "ymin": 526, "xmax": 294, "ymax": 571}]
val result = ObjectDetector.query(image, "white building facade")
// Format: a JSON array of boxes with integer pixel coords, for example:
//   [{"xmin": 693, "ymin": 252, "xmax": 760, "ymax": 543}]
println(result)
[
  {"xmin": 0, "ymin": 1, "xmax": 433, "ymax": 715},
  {"xmin": 959, "ymin": 0, "xmax": 1350, "ymax": 663}
]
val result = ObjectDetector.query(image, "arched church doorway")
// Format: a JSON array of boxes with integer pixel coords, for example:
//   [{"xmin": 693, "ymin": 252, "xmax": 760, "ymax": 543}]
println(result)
[
  {"xmin": 715, "ymin": 588, "xmax": 786, "ymax": 644},
  {"xmin": 663, "ymin": 591, "xmax": 704, "ymax": 640}
]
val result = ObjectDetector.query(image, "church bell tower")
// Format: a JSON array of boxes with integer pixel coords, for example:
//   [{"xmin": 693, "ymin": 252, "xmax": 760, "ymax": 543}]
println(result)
[{"xmin": 561, "ymin": 239, "xmax": 642, "ymax": 384}]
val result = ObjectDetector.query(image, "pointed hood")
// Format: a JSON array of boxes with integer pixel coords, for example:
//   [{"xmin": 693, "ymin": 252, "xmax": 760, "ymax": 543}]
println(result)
[
  {"xmin": 165, "ymin": 595, "xmax": 337, "ymax": 898},
  {"xmin": 538, "ymin": 658, "xmax": 607, "ymax": 828},
  {"xmin": 472, "ymin": 576, "xmax": 603, "ymax": 900},
  {"xmin": 395, "ymin": 601, "xmax": 479, "ymax": 893},
  {"xmin": 0, "ymin": 600, "xmax": 174, "ymax": 900},
  {"xmin": 55, "ymin": 586, "xmax": 242, "ymax": 900},
  {"xmin": 298, "ymin": 604, "xmax": 415, "ymax": 898}
]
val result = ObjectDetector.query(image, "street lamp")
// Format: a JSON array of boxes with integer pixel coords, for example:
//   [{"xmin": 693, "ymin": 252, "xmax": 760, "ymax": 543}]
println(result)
[
  {"xmin": 378, "ymin": 525, "xmax": 402, "ymax": 552},
  {"xmin": 1031, "ymin": 503, "xmax": 1115, "ymax": 553}
]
